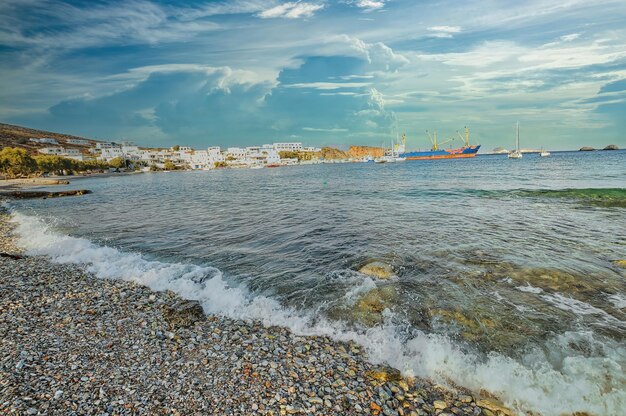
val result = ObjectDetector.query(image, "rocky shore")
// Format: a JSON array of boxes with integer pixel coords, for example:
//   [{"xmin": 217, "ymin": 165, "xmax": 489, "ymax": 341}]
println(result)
[{"xmin": 0, "ymin": 210, "xmax": 514, "ymax": 416}]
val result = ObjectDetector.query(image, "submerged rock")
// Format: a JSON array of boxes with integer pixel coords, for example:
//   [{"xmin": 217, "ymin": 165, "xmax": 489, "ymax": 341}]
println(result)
[
  {"xmin": 612, "ymin": 260, "xmax": 626, "ymax": 269},
  {"xmin": 0, "ymin": 189, "xmax": 92, "ymax": 199},
  {"xmin": 476, "ymin": 398, "xmax": 514, "ymax": 416},
  {"xmin": 352, "ymin": 286, "xmax": 398, "ymax": 326},
  {"xmin": 359, "ymin": 261, "xmax": 394, "ymax": 279},
  {"xmin": 162, "ymin": 300, "xmax": 205, "ymax": 328}
]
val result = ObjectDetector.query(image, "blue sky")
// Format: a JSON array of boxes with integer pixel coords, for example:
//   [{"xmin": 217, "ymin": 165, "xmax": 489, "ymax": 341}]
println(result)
[{"xmin": 1, "ymin": 0, "xmax": 626, "ymax": 151}]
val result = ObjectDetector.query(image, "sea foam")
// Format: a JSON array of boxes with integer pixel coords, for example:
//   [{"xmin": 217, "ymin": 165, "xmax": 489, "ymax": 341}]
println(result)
[{"xmin": 11, "ymin": 211, "xmax": 626, "ymax": 416}]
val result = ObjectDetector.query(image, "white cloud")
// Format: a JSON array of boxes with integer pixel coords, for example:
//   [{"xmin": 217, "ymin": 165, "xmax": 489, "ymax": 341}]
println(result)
[
  {"xmin": 302, "ymin": 127, "xmax": 349, "ymax": 132},
  {"xmin": 427, "ymin": 25, "xmax": 462, "ymax": 38},
  {"xmin": 331, "ymin": 34, "xmax": 409, "ymax": 71},
  {"xmin": 560, "ymin": 33, "xmax": 581, "ymax": 42},
  {"xmin": 258, "ymin": 2, "xmax": 324, "ymax": 19},
  {"xmin": 355, "ymin": 1, "xmax": 386, "ymax": 11},
  {"xmin": 285, "ymin": 82, "xmax": 372, "ymax": 90}
]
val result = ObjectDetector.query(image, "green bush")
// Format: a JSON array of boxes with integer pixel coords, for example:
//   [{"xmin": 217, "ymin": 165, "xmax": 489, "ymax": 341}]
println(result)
[{"xmin": 0, "ymin": 148, "xmax": 37, "ymax": 178}]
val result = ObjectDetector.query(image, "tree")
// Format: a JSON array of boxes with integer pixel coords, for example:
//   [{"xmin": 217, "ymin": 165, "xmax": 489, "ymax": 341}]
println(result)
[
  {"xmin": 0, "ymin": 147, "xmax": 36, "ymax": 178},
  {"xmin": 172, "ymin": 145, "xmax": 180, "ymax": 151},
  {"xmin": 163, "ymin": 160, "xmax": 176, "ymax": 170},
  {"xmin": 108, "ymin": 157, "xmax": 126, "ymax": 169},
  {"xmin": 34, "ymin": 155, "xmax": 65, "ymax": 175}
]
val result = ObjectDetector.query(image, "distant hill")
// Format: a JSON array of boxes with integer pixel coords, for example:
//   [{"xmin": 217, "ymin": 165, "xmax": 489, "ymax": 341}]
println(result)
[
  {"xmin": 315, "ymin": 147, "xmax": 349, "ymax": 160},
  {"xmin": 0, "ymin": 122, "xmax": 101, "ymax": 154},
  {"xmin": 347, "ymin": 145, "xmax": 384, "ymax": 158}
]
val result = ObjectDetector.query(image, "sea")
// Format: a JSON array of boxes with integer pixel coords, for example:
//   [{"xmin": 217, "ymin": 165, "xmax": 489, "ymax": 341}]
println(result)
[{"xmin": 7, "ymin": 150, "xmax": 626, "ymax": 415}]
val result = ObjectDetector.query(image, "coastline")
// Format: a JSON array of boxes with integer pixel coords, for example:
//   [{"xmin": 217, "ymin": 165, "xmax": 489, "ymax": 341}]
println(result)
[{"xmin": 0, "ymin": 208, "xmax": 511, "ymax": 416}]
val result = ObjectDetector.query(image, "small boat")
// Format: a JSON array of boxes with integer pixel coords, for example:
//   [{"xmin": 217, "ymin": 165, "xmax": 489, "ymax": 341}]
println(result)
[
  {"xmin": 540, "ymin": 148, "xmax": 550, "ymax": 157},
  {"xmin": 375, "ymin": 155, "xmax": 395, "ymax": 163},
  {"xmin": 508, "ymin": 122, "xmax": 523, "ymax": 159},
  {"xmin": 266, "ymin": 164, "xmax": 281, "ymax": 168}
]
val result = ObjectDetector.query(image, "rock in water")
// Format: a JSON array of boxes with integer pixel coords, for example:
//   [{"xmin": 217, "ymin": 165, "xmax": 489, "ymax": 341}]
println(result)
[
  {"xmin": 579, "ymin": 146, "xmax": 595, "ymax": 151},
  {"xmin": 476, "ymin": 398, "xmax": 514, "ymax": 416},
  {"xmin": 603, "ymin": 144, "xmax": 619, "ymax": 150},
  {"xmin": 612, "ymin": 260, "xmax": 626, "ymax": 269},
  {"xmin": 162, "ymin": 300, "xmax": 205, "ymax": 328},
  {"xmin": 359, "ymin": 261, "xmax": 394, "ymax": 279}
]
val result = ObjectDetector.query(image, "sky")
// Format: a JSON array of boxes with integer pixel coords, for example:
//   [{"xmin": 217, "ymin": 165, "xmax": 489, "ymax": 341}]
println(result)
[{"xmin": 1, "ymin": 0, "xmax": 626, "ymax": 151}]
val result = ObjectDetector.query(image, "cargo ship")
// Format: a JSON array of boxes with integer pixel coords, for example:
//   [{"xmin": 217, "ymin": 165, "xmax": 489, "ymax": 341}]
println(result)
[{"xmin": 398, "ymin": 127, "xmax": 480, "ymax": 160}]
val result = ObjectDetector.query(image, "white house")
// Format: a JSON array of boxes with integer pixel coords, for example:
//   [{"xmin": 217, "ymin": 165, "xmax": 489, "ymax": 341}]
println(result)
[
  {"xmin": 38, "ymin": 147, "xmax": 64, "ymax": 155},
  {"xmin": 66, "ymin": 138, "xmax": 90, "ymax": 145},
  {"xmin": 226, "ymin": 147, "xmax": 247, "ymax": 161},
  {"xmin": 94, "ymin": 142, "xmax": 119, "ymax": 151},
  {"xmin": 273, "ymin": 142, "xmax": 303, "ymax": 152},
  {"xmin": 100, "ymin": 147, "xmax": 124, "ymax": 161},
  {"xmin": 30, "ymin": 138, "xmax": 58, "ymax": 145}
]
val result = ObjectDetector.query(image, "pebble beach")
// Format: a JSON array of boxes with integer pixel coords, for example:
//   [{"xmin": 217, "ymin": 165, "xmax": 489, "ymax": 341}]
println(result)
[{"xmin": 0, "ymin": 207, "xmax": 513, "ymax": 416}]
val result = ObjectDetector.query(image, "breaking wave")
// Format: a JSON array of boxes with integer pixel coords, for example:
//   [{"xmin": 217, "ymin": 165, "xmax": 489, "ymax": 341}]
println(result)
[{"xmin": 11, "ymin": 210, "xmax": 626, "ymax": 416}]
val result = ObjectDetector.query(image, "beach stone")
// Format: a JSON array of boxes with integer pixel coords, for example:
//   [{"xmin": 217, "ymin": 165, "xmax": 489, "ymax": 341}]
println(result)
[
  {"xmin": 476, "ymin": 398, "xmax": 513, "ymax": 416},
  {"xmin": 433, "ymin": 400, "xmax": 447, "ymax": 410},
  {"xmin": 366, "ymin": 366, "xmax": 403, "ymax": 384},
  {"xmin": 162, "ymin": 300, "xmax": 205, "ymax": 328},
  {"xmin": 359, "ymin": 261, "xmax": 394, "ymax": 279}
]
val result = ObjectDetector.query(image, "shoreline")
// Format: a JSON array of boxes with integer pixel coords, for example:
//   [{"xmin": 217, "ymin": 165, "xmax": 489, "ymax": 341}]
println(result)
[{"xmin": 0, "ymin": 208, "xmax": 517, "ymax": 416}]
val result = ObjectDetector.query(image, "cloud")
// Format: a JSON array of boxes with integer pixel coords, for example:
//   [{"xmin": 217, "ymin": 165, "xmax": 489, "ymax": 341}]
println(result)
[
  {"xmin": 427, "ymin": 25, "xmax": 462, "ymax": 38},
  {"xmin": 13, "ymin": 53, "xmax": 399, "ymax": 146},
  {"xmin": 258, "ymin": 2, "xmax": 324, "ymax": 19},
  {"xmin": 331, "ymin": 35, "xmax": 409, "ymax": 72},
  {"xmin": 285, "ymin": 82, "xmax": 372, "ymax": 89},
  {"xmin": 354, "ymin": 1, "xmax": 387, "ymax": 11},
  {"xmin": 302, "ymin": 127, "xmax": 349, "ymax": 132},
  {"xmin": 560, "ymin": 33, "xmax": 581, "ymax": 42}
]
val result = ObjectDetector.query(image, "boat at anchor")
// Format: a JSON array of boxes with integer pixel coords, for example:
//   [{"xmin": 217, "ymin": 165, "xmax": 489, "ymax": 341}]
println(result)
[{"xmin": 399, "ymin": 127, "xmax": 480, "ymax": 160}]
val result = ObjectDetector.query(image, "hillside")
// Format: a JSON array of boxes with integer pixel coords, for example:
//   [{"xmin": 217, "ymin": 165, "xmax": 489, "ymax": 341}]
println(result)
[
  {"xmin": 347, "ymin": 145, "xmax": 384, "ymax": 158},
  {"xmin": 314, "ymin": 147, "xmax": 349, "ymax": 160},
  {"xmin": 0, "ymin": 123, "xmax": 100, "ymax": 154}
]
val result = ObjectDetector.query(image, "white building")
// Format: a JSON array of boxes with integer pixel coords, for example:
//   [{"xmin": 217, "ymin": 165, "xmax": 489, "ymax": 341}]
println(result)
[
  {"xmin": 302, "ymin": 146, "xmax": 321, "ymax": 153},
  {"xmin": 226, "ymin": 147, "xmax": 247, "ymax": 160},
  {"xmin": 273, "ymin": 142, "xmax": 303, "ymax": 152},
  {"xmin": 100, "ymin": 147, "xmax": 124, "ymax": 161},
  {"xmin": 66, "ymin": 138, "xmax": 90, "ymax": 145},
  {"xmin": 30, "ymin": 138, "xmax": 58, "ymax": 145},
  {"xmin": 38, "ymin": 147, "xmax": 64, "ymax": 155},
  {"xmin": 38, "ymin": 147, "xmax": 82, "ymax": 158},
  {"xmin": 95, "ymin": 142, "xmax": 118, "ymax": 150}
]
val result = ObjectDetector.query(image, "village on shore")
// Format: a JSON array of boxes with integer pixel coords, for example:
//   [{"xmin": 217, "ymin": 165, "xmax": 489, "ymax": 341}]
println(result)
[{"xmin": 29, "ymin": 136, "xmax": 388, "ymax": 171}]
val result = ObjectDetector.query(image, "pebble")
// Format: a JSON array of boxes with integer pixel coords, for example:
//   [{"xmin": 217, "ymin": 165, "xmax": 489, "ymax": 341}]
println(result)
[{"xmin": 0, "ymin": 209, "xmax": 491, "ymax": 415}]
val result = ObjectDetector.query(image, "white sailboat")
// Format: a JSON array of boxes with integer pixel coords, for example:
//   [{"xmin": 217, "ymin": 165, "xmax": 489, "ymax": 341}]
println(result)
[
  {"xmin": 540, "ymin": 147, "xmax": 550, "ymax": 157},
  {"xmin": 394, "ymin": 133, "xmax": 406, "ymax": 161},
  {"xmin": 508, "ymin": 122, "xmax": 522, "ymax": 159}
]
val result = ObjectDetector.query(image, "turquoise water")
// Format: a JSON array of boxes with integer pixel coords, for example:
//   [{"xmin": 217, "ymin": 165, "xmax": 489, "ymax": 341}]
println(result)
[{"xmin": 10, "ymin": 150, "xmax": 626, "ymax": 415}]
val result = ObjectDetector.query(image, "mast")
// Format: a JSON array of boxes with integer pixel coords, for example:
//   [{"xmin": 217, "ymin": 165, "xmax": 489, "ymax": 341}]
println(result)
[
  {"xmin": 516, "ymin": 122, "xmax": 520, "ymax": 152},
  {"xmin": 465, "ymin": 126, "xmax": 469, "ymax": 147},
  {"xmin": 434, "ymin": 129, "xmax": 438, "ymax": 150}
]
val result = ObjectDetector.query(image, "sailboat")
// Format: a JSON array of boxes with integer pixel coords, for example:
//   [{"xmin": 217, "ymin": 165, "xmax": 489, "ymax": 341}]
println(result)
[
  {"xmin": 540, "ymin": 147, "xmax": 550, "ymax": 157},
  {"xmin": 394, "ymin": 134, "xmax": 406, "ymax": 161},
  {"xmin": 508, "ymin": 122, "xmax": 522, "ymax": 159}
]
